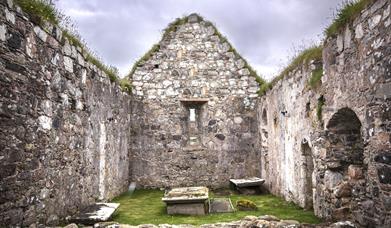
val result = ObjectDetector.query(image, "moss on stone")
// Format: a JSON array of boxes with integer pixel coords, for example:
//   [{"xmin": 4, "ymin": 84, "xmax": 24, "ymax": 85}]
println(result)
[
  {"xmin": 260, "ymin": 45, "xmax": 323, "ymax": 96},
  {"xmin": 111, "ymin": 189, "xmax": 322, "ymax": 225},
  {"xmin": 325, "ymin": 0, "xmax": 375, "ymax": 38},
  {"xmin": 14, "ymin": 0, "xmax": 127, "ymax": 90},
  {"xmin": 308, "ymin": 68, "xmax": 323, "ymax": 89},
  {"xmin": 119, "ymin": 78, "xmax": 133, "ymax": 94},
  {"xmin": 236, "ymin": 199, "xmax": 258, "ymax": 211}
]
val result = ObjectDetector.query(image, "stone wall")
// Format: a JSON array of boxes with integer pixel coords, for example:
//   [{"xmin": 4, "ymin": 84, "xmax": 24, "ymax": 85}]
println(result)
[
  {"xmin": 0, "ymin": 1, "xmax": 132, "ymax": 226},
  {"xmin": 258, "ymin": 0, "xmax": 390, "ymax": 226},
  {"xmin": 130, "ymin": 14, "xmax": 261, "ymax": 188}
]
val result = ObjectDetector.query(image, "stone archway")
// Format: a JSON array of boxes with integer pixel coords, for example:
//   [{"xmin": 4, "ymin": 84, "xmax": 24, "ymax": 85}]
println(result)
[
  {"xmin": 322, "ymin": 107, "xmax": 364, "ymax": 220},
  {"xmin": 326, "ymin": 108, "xmax": 363, "ymax": 168}
]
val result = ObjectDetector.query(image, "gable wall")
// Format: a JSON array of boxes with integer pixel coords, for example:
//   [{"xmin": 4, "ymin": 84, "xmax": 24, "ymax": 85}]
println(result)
[{"xmin": 130, "ymin": 15, "xmax": 261, "ymax": 188}]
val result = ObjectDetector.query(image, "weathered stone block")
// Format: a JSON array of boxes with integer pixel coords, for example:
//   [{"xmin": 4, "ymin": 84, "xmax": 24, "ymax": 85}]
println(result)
[
  {"xmin": 348, "ymin": 165, "xmax": 363, "ymax": 180},
  {"xmin": 167, "ymin": 202, "xmax": 207, "ymax": 215}
]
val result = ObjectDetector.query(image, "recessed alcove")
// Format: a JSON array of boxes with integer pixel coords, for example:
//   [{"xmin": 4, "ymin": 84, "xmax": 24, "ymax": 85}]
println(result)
[{"xmin": 180, "ymin": 98, "xmax": 208, "ymax": 147}]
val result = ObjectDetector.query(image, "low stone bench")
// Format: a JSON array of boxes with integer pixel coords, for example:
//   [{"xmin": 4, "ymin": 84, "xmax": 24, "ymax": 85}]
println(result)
[
  {"xmin": 162, "ymin": 186, "xmax": 209, "ymax": 215},
  {"xmin": 69, "ymin": 203, "xmax": 120, "ymax": 225},
  {"xmin": 229, "ymin": 177, "xmax": 265, "ymax": 195}
]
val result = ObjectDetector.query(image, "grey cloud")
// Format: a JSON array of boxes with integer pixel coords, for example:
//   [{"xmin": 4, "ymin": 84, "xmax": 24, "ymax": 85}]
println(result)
[{"xmin": 55, "ymin": 0, "xmax": 344, "ymax": 79}]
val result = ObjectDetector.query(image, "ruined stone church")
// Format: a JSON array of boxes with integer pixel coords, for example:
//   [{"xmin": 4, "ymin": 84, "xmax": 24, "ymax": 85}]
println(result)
[{"xmin": 0, "ymin": 0, "xmax": 390, "ymax": 227}]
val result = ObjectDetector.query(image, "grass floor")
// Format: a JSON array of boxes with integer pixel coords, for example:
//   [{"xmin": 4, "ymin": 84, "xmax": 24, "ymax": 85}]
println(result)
[{"xmin": 111, "ymin": 189, "xmax": 321, "ymax": 225}]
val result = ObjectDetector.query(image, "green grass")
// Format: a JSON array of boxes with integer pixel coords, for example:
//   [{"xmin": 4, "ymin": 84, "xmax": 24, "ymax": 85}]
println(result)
[
  {"xmin": 278, "ymin": 45, "xmax": 323, "ymax": 81},
  {"xmin": 14, "ymin": 0, "xmax": 130, "ymax": 90},
  {"xmin": 111, "ymin": 189, "xmax": 321, "ymax": 225},
  {"xmin": 259, "ymin": 45, "xmax": 323, "ymax": 96},
  {"xmin": 308, "ymin": 68, "xmax": 323, "ymax": 89},
  {"xmin": 86, "ymin": 54, "xmax": 118, "ymax": 82},
  {"xmin": 15, "ymin": 0, "xmax": 60, "ymax": 25},
  {"xmin": 127, "ymin": 44, "xmax": 160, "ymax": 78},
  {"xmin": 62, "ymin": 30, "xmax": 84, "ymax": 50},
  {"xmin": 119, "ymin": 78, "xmax": 132, "ymax": 94},
  {"xmin": 325, "ymin": 0, "xmax": 375, "ymax": 38}
]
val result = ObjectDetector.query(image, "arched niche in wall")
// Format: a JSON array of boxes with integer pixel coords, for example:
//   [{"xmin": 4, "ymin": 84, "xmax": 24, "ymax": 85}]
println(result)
[
  {"xmin": 326, "ymin": 107, "xmax": 363, "ymax": 167},
  {"xmin": 323, "ymin": 107, "xmax": 364, "ymax": 219}
]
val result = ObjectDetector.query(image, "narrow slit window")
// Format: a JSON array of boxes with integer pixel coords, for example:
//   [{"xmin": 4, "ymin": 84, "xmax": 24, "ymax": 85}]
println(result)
[{"xmin": 189, "ymin": 108, "xmax": 196, "ymax": 122}]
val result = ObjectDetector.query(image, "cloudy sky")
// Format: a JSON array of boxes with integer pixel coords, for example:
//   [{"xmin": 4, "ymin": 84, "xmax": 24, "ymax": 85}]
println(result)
[{"xmin": 54, "ymin": 0, "xmax": 345, "ymax": 80}]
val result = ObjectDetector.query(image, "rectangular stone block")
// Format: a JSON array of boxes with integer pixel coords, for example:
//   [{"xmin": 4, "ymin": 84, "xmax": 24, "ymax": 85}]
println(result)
[{"xmin": 166, "ymin": 202, "xmax": 207, "ymax": 215}]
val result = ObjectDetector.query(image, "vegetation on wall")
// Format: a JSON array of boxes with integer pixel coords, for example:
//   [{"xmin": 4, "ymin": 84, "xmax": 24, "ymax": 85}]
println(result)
[
  {"xmin": 15, "ymin": 0, "xmax": 59, "ymax": 25},
  {"xmin": 14, "ymin": 0, "xmax": 133, "ymax": 93},
  {"xmin": 259, "ymin": 45, "xmax": 323, "ymax": 96},
  {"xmin": 263, "ymin": 0, "xmax": 376, "ymax": 95},
  {"xmin": 308, "ymin": 68, "xmax": 323, "ymax": 89},
  {"xmin": 316, "ymin": 96, "xmax": 325, "ymax": 122},
  {"xmin": 325, "ymin": 0, "xmax": 375, "ymax": 37}
]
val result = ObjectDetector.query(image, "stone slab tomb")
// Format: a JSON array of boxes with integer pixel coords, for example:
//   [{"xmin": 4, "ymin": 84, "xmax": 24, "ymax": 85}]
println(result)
[
  {"xmin": 162, "ymin": 187, "xmax": 209, "ymax": 215},
  {"xmin": 209, "ymin": 198, "xmax": 234, "ymax": 213},
  {"xmin": 230, "ymin": 177, "xmax": 265, "ymax": 195},
  {"xmin": 69, "ymin": 203, "xmax": 120, "ymax": 225}
]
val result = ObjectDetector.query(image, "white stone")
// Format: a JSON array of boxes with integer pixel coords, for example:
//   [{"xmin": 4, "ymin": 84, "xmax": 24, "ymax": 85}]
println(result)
[
  {"xmin": 162, "ymin": 80, "xmax": 172, "ymax": 88},
  {"xmin": 76, "ymin": 101, "xmax": 83, "ymax": 110},
  {"xmin": 63, "ymin": 40, "xmax": 72, "ymax": 56},
  {"xmin": 38, "ymin": 116, "xmax": 52, "ymax": 131},
  {"xmin": 355, "ymin": 23, "xmax": 364, "ymax": 39},
  {"xmin": 64, "ymin": 56, "xmax": 74, "ymax": 73},
  {"xmin": 166, "ymin": 87, "xmax": 176, "ymax": 97},
  {"xmin": 384, "ymin": 5, "xmax": 390, "ymax": 18},
  {"xmin": 173, "ymin": 80, "xmax": 181, "ymax": 88},
  {"xmin": 33, "ymin": 26, "xmax": 47, "ymax": 42},
  {"xmin": 77, "ymin": 53, "xmax": 85, "ymax": 67},
  {"xmin": 97, "ymin": 123, "xmax": 107, "ymax": 200},
  {"xmin": 368, "ymin": 14, "xmax": 382, "ymax": 30},
  {"xmin": 239, "ymin": 68, "xmax": 250, "ymax": 76},
  {"xmin": 344, "ymin": 27, "xmax": 351, "ymax": 49},
  {"xmin": 336, "ymin": 34, "xmax": 344, "ymax": 52},
  {"xmin": 60, "ymin": 93, "xmax": 69, "ymax": 107},
  {"xmin": 191, "ymin": 80, "xmax": 200, "ymax": 86},
  {"xmin": 385, "ymin": 18, "xmax": 391, "ymax": 27},
  {"xmin": 132, "ymin": 81, "xmax": 143, "ymax": 87},
  {"xmin": 5, "ymin": 9, "xmax": 15, "ymax": 24},
  {"xmin": 324, "ymin": 170, "xmax": 343, "ymax": 189},
  {"xmin": 39, "ymin": 188, "xmax": 50, "ymax": 200},
  {"xmin": 7, "ymin": 0, "xmax": 13, "ymax": 8},
  {"xmin": 71, "ymin": 45, "xmax": 78, "ymax": 59},
  {"xmin": 51, "ymin": 53, "xmax": 59, "ymax": 65},
  {"xmin": 0, "ymin": 24, "xmax": 6, "ymax": 41},
  {"xmin": 372, "ymin": 38, "xmax": 383, "ymax": 49},
  {"xmin": 41, "ymin": 100, "xmax": 52, "ymax": 116},
  {"xmin": 81, "ymin": 69, "xmax": 87, "ymax": 84},
  {"xmin": 234, "ymin": 117, "xmax": 243, "ymax": 124}
]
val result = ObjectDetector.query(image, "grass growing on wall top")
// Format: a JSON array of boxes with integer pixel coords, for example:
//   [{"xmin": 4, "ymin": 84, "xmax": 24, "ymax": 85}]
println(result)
[
  {"xmin": 259, "ymin": 45, "xmax": 323, "ymax": 96},
  {"xmin": 111, "ymin": 189, "xmax": 321, "ymax": 225},
  {"xmin": 127, "ymin": 44, "xmax": 160, "ymax": 79},
  {"xmin": 325, "ymin": 0, "xmax": 375, "ymax": 37},
  {"xmin": 15, "ymin": 0, "xmax": 60, "ymax": 25},
  {"xmin": 14, "ymin": 0, "xmax": 130, "ymax": 92}
]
